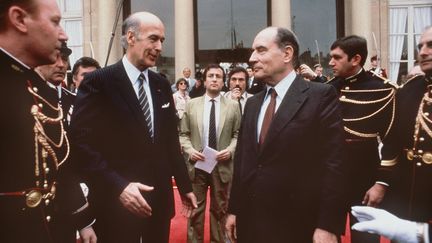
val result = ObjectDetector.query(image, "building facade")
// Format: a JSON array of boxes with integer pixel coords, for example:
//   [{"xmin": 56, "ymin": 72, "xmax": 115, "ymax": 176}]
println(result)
[{"xmin": 58, "ymin": 0, "xmax": 432, "ymax": 84}]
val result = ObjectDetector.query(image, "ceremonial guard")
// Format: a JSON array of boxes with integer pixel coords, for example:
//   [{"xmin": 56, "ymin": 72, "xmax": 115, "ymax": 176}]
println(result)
[
  {"xmin": 327, "ymin": 35, "xmax": 397, "ymax": 243},
  {"xmin": 0, "ymin": 1, "xmax": 95, "ymax": 242},
  {"xmin": 36, "ymin": 41, "xmax": 76, "ymax": 127},
  {"xmin": 378, "ymin": 73, "xmax": 432, "ymax": 222}
]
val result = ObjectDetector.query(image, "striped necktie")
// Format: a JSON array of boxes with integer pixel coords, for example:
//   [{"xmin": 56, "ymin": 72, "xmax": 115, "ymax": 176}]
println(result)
[{"xmin": 138, "ymin": 73, "xmax": 153, "ymax": 138}]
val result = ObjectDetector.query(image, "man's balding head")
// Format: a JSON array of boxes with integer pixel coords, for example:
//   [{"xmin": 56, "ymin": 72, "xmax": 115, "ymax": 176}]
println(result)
[
  {"xmin": 121, "ymin": 12, "xmax": 165, "ymax": 71},
  {"xmin": 418, "ymin": 26, "xmax": 432, "ymax": 75}
]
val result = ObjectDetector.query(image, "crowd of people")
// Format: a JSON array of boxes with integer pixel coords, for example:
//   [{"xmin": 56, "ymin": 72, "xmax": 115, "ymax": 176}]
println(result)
[{"xmin": 2, "ymin": 0, "xmax": 432, "ymax": 243}]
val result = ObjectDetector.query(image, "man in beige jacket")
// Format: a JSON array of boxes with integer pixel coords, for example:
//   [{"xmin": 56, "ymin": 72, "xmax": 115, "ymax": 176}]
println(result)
[{"xmin": 180, "ymin": 64, "xmax": 241, "ymax": 243}]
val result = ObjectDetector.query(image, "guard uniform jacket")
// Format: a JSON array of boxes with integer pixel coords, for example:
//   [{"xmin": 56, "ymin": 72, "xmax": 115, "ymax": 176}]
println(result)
[
  {"xmin": 328, "ymin": 69, "xmax": 397, "ymax": 205},
  {"xmin": 378, "ymin": 74, "xmax": 432, "ymax": 222},
  {"xmin": 0, "ymin": 49, "xmax": 92, "ymax": 243}
]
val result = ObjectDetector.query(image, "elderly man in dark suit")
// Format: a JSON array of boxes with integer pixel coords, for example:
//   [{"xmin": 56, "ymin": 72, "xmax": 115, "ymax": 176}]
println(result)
[
  {"xmin": 70, "ymin": 11, "xmax": 197, "ymax": 243},
  {"xmin": 225, "ymin": 27, "xmax": 348, "ymax": 243}
]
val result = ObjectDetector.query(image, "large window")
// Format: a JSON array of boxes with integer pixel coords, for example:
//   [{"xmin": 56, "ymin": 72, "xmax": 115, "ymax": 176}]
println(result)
[
  {"xmin": 57, "ymin": 0, "xmax": 83, "ymax": 66},
  {"xmin": 291, "ymin": 0, "xmax": 338, "ymax": 78},
  {"xmin": 389, "ymin": 1, "xmax": 432, "ymax": 83},
  {"xmin": 196, "ymin": 0, "xmax": 268, "ymax": 67},
  {"xmin": 130, "ymin": 0, "xmax": 175, "ymax": 82}
]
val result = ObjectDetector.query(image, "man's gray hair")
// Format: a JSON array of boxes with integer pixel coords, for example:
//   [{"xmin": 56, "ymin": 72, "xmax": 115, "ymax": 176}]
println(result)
[{"xmin": 120, "ymin": 14, "xmax": 141, "ymax": 49}]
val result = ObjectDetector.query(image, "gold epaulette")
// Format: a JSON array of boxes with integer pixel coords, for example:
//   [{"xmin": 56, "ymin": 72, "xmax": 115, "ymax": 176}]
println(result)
[
  {"xmin": 366, "ymin": 70, "xmax": 399, "ymax": 89},
  {"xmin": 399, "ymin": 74, "xmax": 425, "ymax": 89}
]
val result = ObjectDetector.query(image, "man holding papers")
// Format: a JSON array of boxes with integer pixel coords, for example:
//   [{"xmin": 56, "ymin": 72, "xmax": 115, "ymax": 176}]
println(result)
[{"xmin": 179, "ymin": 64, "xmax": 242, "ymax": 243}]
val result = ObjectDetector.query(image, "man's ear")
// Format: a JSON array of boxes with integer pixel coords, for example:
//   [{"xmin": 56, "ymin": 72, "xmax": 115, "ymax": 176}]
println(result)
[
  {"xmin": 283, "ymin": 45, "xmax": 294, "ymax": 64},
  {"xmin": 126, "ymin": 30, "xmax": 136, "ymax": 46},
  {"xmin": 8, "ymin": 6, "xmax": 30, "ymax": 33},
  {"xmin": 351, "ymin": 54, "xmax": 362, "ymax": 67}
]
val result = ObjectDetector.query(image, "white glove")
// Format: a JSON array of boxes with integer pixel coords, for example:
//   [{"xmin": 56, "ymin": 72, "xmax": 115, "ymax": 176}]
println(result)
[{"xmin": 351, "ymin": 206, "xmax": 418, "ymax": 243}]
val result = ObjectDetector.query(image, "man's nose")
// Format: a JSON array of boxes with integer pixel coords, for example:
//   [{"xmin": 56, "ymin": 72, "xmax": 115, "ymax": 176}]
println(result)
[{"xmin": 249, "ymin": 51, "xmax": 258, "ymax": 63}]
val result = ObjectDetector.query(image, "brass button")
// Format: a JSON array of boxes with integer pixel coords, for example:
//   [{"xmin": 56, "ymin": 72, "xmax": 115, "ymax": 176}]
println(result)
[
  {"xmin": 422, "ymin": 152, "xmax": 432, "ymax": 164},
  {"xmin": 45, "ymin": 168, "xmax": 50, "ymax": 174},
  {"xmin": 341, "ymin": 95, "xmax": 346, "ymax": 99},
  {"xmin": 417, "ymin": 162, "xmax": 422, "ymax": 167},
  {"xmin": 418, "ymin": 150, "xmax": 424, "ymax": 154},
  {"xmin": 344, "ymin": 86, "xmax": 350, "ymax": 90},
  {"xmin": 38, "ymin": 103, "xmax": 43, "ymax": 108},
  {"xmin": 407, "ymin": 150, "xmax": 414, "ymax": 160},
  {"xmin": 46, "ymin": 216, "xmax": 51, "ymax": 222},
  {"xmin": 25, "ymin": 190, "xmax": 42, "ymax": 208},
  {"xmin": 425, "ymin": 112, "xmax": 430, "ymax": 116},
  {"xmin": 45, "ymin": 199, "xmax": 50, "ymax": 206},
  {"xmin": 32, "ymin": 87, "xmax": 38, "ymax": 92},
  {"xmin": 420, "ymin": 137, "xmax": 425, "ymax": 142}
]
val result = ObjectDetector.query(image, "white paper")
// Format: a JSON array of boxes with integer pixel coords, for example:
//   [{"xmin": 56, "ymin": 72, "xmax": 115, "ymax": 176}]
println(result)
[{"xmin": 194, "ymin": 146, "xmax": 218, "ymax": 174}]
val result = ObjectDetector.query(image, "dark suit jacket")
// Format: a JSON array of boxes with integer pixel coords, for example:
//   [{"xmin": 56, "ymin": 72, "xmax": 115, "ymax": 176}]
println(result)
[
  {"xmin": 70, "ymin": 60, "xmax": 192, "ymax": 220},
  {"xmin": 228, "ymin": 75, "xmax": 347, "ymax": 243}
]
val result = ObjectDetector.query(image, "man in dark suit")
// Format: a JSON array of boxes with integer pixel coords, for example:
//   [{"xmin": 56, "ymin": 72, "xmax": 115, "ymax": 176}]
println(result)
[
  {"xmin": 0, "ymin": 1, "xmax": 95, "ymax": 242},
  {"xmin": 70, "ymin": 11, "xmax": 197, "ymax": 243},
  {"xmin": 246, "ymin": 66, "xmax": 265, "ymax": 94},
  {"xmin": 225, "ymin": 27, "xmax": 347, "ymax": 243}
]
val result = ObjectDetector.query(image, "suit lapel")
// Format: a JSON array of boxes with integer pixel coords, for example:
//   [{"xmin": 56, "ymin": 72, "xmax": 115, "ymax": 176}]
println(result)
[
  {"xmin": 217, "ymin": 96, "xmax": 227, "ymax": 141},
  {"xmin": 196, "ymin": 96, "xmax": 205, "ymax": 141},
  {"xmin": 148, "ymin": 71, "xmax": 163, "ymax": 140},
  {"xmin": 250, "ymin": 91, "xmax": 266, "ymax": 152},
  {"xmin": 113, "ymin": 61, "xmax": 146, "ymax": 125},
  {"xmin": 260, "ymin": 76, "xmax": 309, "ymax": 151}
]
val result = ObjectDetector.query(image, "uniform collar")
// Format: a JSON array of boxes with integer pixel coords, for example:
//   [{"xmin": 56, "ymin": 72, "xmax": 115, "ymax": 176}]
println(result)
[
  {"xmin": 344, "ymin": 68, "xmax": 364, "ymax": 83},
  {"xmin": 425, "ymin": 74, "xmax": 432, "ymax": 84}
]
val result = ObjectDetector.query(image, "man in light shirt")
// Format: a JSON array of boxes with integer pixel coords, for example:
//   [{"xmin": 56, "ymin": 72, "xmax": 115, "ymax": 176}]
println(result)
[{"xmin": 180, "ymin": 64, "xmax": 241, "ymax": 243}]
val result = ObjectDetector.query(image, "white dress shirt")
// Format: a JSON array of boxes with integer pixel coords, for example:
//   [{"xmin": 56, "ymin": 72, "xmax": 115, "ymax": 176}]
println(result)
[
  {"xmin": 122, "ymin": 55, "xmax": 154, "ymax": 134},
  {"xmin": 257, "ymin": 71, "xmax": 296, "ymax": 142},
  {"xmin": 202, "ymin": 94, "xmax": 221, "ymax": 149}
]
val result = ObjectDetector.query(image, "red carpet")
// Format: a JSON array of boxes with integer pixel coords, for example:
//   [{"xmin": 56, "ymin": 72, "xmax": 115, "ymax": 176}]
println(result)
[{"xmin": 169, "ymin": 188, "xmax": 390, "ymax": 243}]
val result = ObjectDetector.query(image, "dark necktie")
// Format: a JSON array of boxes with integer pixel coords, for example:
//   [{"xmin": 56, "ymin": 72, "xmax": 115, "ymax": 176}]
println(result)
[
  {"xmin": 238, "ymin": 97, "xmax": 243, "ymax": 115},
  {"xmin": 208, "ymin": 99, "xmax": 217, "ymax": 149},
  {"xmin": 138, "ymin": 74, "xmax": 153, "ymax": 138},
  {"xmin": 259, "ymin": 88, "xmax": 277, "ymax": 144}
]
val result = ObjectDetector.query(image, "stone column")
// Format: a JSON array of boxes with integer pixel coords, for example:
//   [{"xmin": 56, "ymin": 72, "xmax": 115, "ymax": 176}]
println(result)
[
  {"xmin": 89, "ymin": 0, "xmax": 123, "ymax": 66},
  {"xmin": 350, "ymin": 0, "xmax": 373, "ymax": 67},
  {"xmin": 271, "ymin": 0, "xmax": 291, "ymax": 29},
  {"xmin": 175, "ymin": 0, "xmax": 195, "ymax": 80}
]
